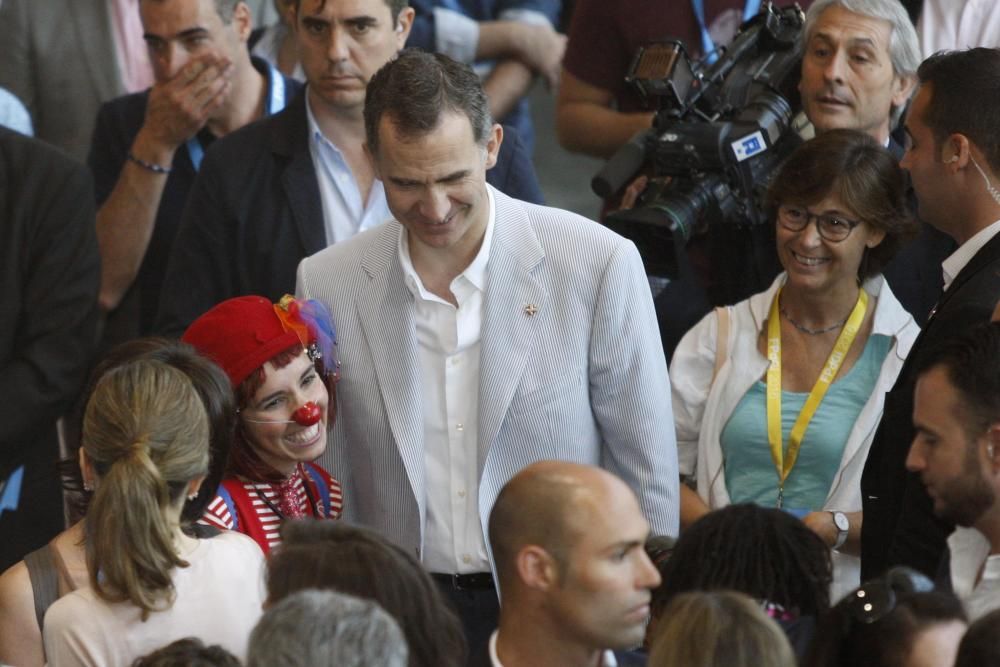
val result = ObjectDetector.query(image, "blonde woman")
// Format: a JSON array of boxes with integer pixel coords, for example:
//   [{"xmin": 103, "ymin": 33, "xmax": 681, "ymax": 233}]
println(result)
[
  {"xmin": 42, "ymin": 359, "xmax": 265, "ymax": 666},
  {"xmin": 649, "ymin": 591, "xmax": 796, "ymax": 667}
]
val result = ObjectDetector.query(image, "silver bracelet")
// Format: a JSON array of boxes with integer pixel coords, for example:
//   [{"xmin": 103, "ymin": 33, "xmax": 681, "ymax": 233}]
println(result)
[{"xmin": 127, "ymin": 151, "xmax": 172, "ymax": 174}]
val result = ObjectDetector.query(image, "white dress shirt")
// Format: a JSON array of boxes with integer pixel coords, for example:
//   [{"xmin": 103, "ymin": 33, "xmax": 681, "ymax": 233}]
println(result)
[
  {"xmin": 488, "ymin": 630, "xmax": 619, "ymax": 667},
  {"xmin": 399, "ymin": 187, "xmax": 496, "ymax": 574},
  {"xmin": 948, "ymin": 526, "xmax": 1000, "ymax": 621},
  {"xmin": 941, "ymin": 219, "xmax": 1000, "ymax": 292},
  {"xmin": 306, "ymin": 90, "xmax": 393, "ymax": 245},
  {"xmin": 431, "ymin": 7, "xmax": 553, "ymax": 66},
  {"xmin": 918, "ymin": 0, "xmax": 1000, "ymax": 59}
]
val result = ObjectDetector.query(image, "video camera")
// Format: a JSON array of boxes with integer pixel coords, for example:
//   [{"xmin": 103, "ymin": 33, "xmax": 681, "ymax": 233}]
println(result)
[{"xmin": 592, "ymin": 2, "xmax": 805, "ymax": 287}]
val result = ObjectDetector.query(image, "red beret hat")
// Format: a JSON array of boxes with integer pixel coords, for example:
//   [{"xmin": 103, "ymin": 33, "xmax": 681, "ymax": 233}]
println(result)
[{"xmin": 182, "ymin": 296, "xmax": 303, "ymax": 388}]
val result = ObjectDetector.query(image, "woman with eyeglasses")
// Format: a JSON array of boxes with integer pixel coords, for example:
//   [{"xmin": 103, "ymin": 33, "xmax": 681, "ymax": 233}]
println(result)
[
  {"xmin": 183, "ymin": 295, "xmax": 344, "ymax": 554},
  {"xmin": 670, "ymin": 129, "xmax": 920, "ymax": 600}
]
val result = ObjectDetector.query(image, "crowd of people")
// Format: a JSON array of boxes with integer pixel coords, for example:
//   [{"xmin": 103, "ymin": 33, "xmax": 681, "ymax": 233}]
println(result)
[{"xmin": 3, "ymin": 0, "xmax": 1000, "ymax": 665}]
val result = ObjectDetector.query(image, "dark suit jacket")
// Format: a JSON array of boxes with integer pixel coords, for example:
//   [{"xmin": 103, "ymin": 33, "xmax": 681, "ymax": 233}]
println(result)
[
  {"xmin": 155, "ymin": 90, "xmax": 546, "ymax": 336},
  {"xmin": 0, "ymin": 128, "xmax": 100, "ymax": 567},
  {"xmin": 861, "ymin": 230, "xmax": 1000, "ymax": 579},
  {"xmin": 89, "ymin": 60, "xmax": 302, "ymax": 339},
  {"xmin": 0, "ymin": 0, "xmax": 124, "ymax": 162}
]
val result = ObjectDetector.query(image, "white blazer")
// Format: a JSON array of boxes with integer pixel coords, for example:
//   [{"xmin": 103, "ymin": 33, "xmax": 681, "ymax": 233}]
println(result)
[
  {"xmin": 297, "ymin": 186, "xmax": 680, "ymax": 559},
  {"xmin": 671, "ymin": 273, "xmax": 919, "ymax": 600}
]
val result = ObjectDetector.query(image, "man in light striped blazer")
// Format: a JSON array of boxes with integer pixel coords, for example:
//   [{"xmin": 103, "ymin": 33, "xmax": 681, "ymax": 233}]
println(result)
[{"xmin": 296, "ymin": 49, "xmax": 678, "ymax": 654}]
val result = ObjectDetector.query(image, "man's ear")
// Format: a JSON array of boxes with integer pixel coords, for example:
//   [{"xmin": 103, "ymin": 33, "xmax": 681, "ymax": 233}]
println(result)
[
  {"xmin": 942, "ymin": 133, "xmax": 972, "ymax": 169},
  {"xmin": 394, "ymin": 7, "xmax": 415, "ymax": 46},
  {"xmin": 985, "ymin": 424, "xmax": 1000, "ymax": 474},
  {"xmin": 891, "ymin": 72, "xmax": 917, "ymax": 110},
  {"xmin": 484, "ymin": 123, "xmax": 503, "ymax": 171},
  {"xmin": 515, "ymin": 545, "xmax": 559, "ymax": 591},
  {"xmin": 232, "ymin": 2, "xmax": 254, "ymax": 42}
]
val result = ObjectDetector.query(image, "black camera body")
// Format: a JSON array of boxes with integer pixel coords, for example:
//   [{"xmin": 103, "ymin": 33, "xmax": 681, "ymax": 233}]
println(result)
[{"xmin": 593, "ymin": 3, "xmax": 806, "ymax": 287}]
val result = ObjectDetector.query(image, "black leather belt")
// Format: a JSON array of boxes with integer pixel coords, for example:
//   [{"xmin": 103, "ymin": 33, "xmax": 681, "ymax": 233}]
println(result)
[{"xmin": 430, "ymin": 572, "xmax": 495, "ymax": 591}]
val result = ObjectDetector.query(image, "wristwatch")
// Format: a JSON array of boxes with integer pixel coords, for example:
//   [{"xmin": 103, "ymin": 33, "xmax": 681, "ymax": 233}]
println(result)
[{"xmin": 831, "ymin": 511, "xmax": 849, "ymax": 550}]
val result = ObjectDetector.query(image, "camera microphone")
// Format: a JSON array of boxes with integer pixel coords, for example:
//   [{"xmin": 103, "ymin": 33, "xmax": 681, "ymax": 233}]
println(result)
[{"xmin": 592, "ymin": 130, "xmax": 650, "ymax": 199}]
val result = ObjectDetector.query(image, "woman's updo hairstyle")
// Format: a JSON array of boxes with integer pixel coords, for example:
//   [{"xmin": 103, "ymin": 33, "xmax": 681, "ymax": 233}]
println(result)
[{"xmin": 83, "ymin": 358, "xmax": 210, "ymax": 618}]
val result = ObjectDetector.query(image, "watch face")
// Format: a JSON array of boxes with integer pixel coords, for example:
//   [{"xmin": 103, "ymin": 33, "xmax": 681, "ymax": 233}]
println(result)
[{"xmin": 834, "ymin": 512, "xmax": 849, "ymax": 531}]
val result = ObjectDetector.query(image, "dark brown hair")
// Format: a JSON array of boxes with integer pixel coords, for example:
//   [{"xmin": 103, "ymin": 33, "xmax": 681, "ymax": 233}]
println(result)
[
  {"xmin": 266, "ymin": 521, "xmax": 466, "ymax": 667},
  {"xmin": 364, "ymin": 49, "xmax": 492, "ymax": 157},
  {"xmin": 132, "ymin": 637, "xmax": 241, "ymax": 667},
  {"xmin": 293, "ymin": 0, "xmax": 408, "ymax": 23},
  {"xmin": 917, "ymin": 48, "xmax": 1000, "ymax": 174},
  {"xmin": 766, "ymin": 129, "xmax": 916, "ymax": 278},
  {"xmin": 805, "ymin": 588, "xmax": 965, "ymax": 667}
]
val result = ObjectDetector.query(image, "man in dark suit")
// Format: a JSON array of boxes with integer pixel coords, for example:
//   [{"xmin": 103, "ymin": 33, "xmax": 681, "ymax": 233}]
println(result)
[
  {"xmin": 91, "ymin": 0, "xmax": 301, "ymax": 343},
  {"xmin": 482, "ymin": 461, "xmax": 657, "ymax": 667},
  {"xmin": 0, "ymin": 128, "xmax": 101, "ymax": 570},
  {"xmin": 155, "ymin": 0, "xmax": 543, "ymax": 336},
  {"xmin": 861, "ymin": 48, "xmax": 1000, "ymax": 580}
]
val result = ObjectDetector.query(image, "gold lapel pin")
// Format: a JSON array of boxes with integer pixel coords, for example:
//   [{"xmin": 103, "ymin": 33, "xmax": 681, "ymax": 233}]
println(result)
[{"xmin": 523, "ymin": 303, "xmax": 538, "ymax": 317}]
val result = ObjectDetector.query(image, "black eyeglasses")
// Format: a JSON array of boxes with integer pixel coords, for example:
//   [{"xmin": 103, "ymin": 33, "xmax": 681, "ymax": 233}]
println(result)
[{"xmin": 777, "ymin": 204, "xmax": 862, "ymax": 242}]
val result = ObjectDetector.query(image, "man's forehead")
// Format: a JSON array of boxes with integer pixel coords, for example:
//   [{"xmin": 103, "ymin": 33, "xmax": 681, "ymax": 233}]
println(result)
[
  {"xmin": 299, "ymin": 0, "xmax": 391, "ymax": 19},
  {"xmin": 810, "ymin": 5, "xmax": 893, "ymax": 50},
  {"xmin": 141, "ymin": 0, "xmax": 220, "ymax": 30},
  {"xmin": 567, "ymin": 490, "xmax": 649, "ymax": 551},
  {"xmin": 906, "ymin": 85, "xmax": 931, "ymax": 128}
]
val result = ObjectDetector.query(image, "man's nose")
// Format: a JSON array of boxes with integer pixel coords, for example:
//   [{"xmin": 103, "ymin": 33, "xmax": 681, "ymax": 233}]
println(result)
[
  {"xmin": 159, "ymin": 43, "xmax": 190, "ymax": 81},
  {"xmin": 823, "ymin": 49, "xmax": 848, "ymax": 84},
  {"xmin": 905, "ymin": 440, "xmax": 925, "ymax": 472},
  {"xmin": 419, "ymin": 189, "xmax": 450, "ymax": 222},
  {"xmin": 327, "ymin": 29, "xmax": 350, "ymax": 62},
  {"xmin": 637, "ymin": 551, "xmax": 662, "ymax": 590}
]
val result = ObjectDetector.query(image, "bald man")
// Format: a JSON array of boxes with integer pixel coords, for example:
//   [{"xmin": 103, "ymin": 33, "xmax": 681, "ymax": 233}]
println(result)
[{"xmin": 484, "ymin": 462, "xmax": 660, "ymax": 667}]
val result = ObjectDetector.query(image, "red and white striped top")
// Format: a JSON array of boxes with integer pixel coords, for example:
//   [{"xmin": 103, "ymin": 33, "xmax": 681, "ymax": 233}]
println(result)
[{"xmin": 200, "ymin": 464, "xmax": 344, "ymax": 553}]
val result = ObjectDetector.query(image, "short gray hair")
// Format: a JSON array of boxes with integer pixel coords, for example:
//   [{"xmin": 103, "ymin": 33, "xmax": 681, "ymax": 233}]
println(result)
[
  {"xmin": 803, "ymin": 0, "xmax": 921, "ymax": 77},
  {"xmin": 247, "ymin": 590, "xmax": 409, "ymax": 667}
]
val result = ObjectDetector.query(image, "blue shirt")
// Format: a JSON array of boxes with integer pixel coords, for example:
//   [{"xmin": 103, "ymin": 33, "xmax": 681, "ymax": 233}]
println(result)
[
  {"xmin": 721, "ymin": 334, "xmax": 891, "ymax": 511},
  {"xmin": 305, "ymin": 89, "xmax": 392, "ymax": 245}
]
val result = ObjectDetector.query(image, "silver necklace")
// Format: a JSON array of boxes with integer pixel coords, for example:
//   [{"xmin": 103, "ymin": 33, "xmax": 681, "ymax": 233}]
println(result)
[{"xmin": 779, "ymin": 303, "xmax": 849, "ymax": 335}]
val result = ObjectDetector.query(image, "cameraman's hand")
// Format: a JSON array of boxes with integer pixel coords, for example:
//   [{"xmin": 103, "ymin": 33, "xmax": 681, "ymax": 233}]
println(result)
[
  {"xmin": 619, "ymin": 175, "xmax": 649, "ymax": 211},
  {"xmin": 515, "ymin": 24, "xmax": 566, "ymax": 90},
  {"xmin": 135, "ymin": 54, "xmax": 234, "ymax": 163}
]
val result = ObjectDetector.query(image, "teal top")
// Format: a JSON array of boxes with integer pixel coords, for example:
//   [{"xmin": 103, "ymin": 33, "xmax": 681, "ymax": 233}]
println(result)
[{"xmin": 721, "ymin": 334, "xmax": 891, "ymax": 512}]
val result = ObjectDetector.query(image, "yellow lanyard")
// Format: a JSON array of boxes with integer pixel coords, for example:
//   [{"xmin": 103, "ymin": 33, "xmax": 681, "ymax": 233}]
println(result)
[{"xmin": 766, "ymin": 287, "xmax": 868, "ymax": 508}]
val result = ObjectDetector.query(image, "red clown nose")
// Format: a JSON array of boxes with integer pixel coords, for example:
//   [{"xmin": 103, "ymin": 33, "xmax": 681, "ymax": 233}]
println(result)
[{"xmin": 292, "ymin": 402, "xmax": 322, "ymax": 427}]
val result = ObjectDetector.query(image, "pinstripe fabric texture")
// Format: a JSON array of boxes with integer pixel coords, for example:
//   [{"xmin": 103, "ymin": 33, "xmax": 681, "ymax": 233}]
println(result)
[{"xmin": 297, "ymin": 186, "xmax": 679, "ymax": 560}]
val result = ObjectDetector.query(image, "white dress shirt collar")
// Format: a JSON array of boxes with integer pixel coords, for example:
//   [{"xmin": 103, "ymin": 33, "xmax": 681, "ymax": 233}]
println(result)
[
  {"xmin": 397, "ymin": 187, "xmax": 495, "ymax": 574},
  {"xmin": 488, "ymin": 630, "xmax": 619, "ymax": 667},
  {"xmin": 942, "ymin": 218, "xmax": 1000, "ymax": 292},
  {"xmin": 305, "ymin": 89, "xmax": 391, "ymax": 245}
]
